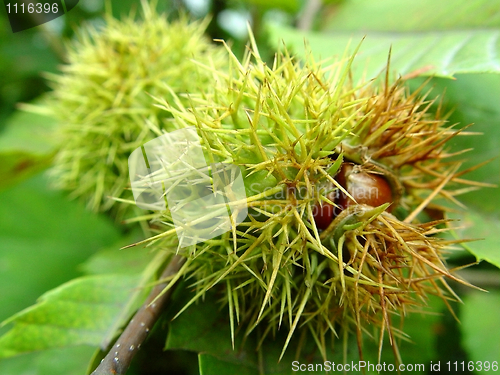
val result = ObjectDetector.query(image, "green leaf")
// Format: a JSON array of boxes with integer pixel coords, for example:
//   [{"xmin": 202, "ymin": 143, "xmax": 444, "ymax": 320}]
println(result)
[
  {"xmin": 414, "ymin": 74, "xmax": 500, "ymax": 213},
  {"xmin": 241, "ymin": 0, "xmax": 300, "ymax": 13},
  {"xmin": 0, "ymin": 103, "xmax": 59, "ymax": 189},
  {"xmin": 0, "ymin": 105, "xmax": 59, "ymax": 189},
  {"xmin": 0, "ymin": 274, "xmax": 140, "ymax": 358},
  {"xmin": 0, "ymin": 105, "xmax": 59, "ymax": 155},
  {"xmin": 448, "ymin": 210, "xmax": 500, "ymax": 269},
  {"xmin": 0, "ymin": 174, "xmax": 160, "ymax": 359},
  {"xmin": 165, "ymin": 290, "xmax": 259, "ymax": 370},
  {"xmin": 267, "ymin": 26, "xmax": 500, "ymax": 79},
  {"xmin": 198, "ymin": 353, "xmax": 257, "ymax": 375},
  {"xmin": 408, "ymin": 74, "xmax": 500, "ymax": 268},
  {"xmin": 0, "ymin": 346, "xmax": 95, "ymax": 375},
  {"xmin": 359, "ymin": 295, "xmax": 445, "ymax": 374},
  {"xmin": 0, "ymin": 224, "xmax": 165, "ymax": 358},
  {"xmin": 0, "ymin": 151, "xmax": 51, "ymax": 191},
  {"xmin": 80, "ymin": 232, "xmax": 156, "ymax": 276},
  {"xmin": 165, "ymin": 289, "xmax": 346, "ymax": 374},
  {"xmin": 166, "ymin": 287, "xmax": 443, "ymax": 375},
  {"xmin": 0, "ymin": 173, "xmax": 121, "ymax": 324},
  {"xmin": 0, "ymin": 207, "xmax": 166, "ymax": 359},
  {"xmin": 268, "ymin": 0, "xmax": 500, "ymax": 79},
  {"xmin": 323, "ymin": 0, "xmax": 500, "ymax": 32},
  {"xmin": 461, "ymin": 291, "xmax": 500, "ymax": 363},
  {"xmin": 386, "ymin": 298, "xmax": 444, "ymax": 367},
  {"xmin": 78, "ymin": 237, "xmax": 163, "ymax": 348}
]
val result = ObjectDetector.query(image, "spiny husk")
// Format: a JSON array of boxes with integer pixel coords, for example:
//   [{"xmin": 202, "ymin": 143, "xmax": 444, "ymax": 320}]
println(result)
[
  {"xmin": 342, "ymin": 75, "xmax": 485, "ymax": 220},
  {"xmin": 40, "ymin": 1, "xmax": 227, "ymax": 218},
  {"xmin": 130, "ymin": 35, "xmax": 478, "ymax": 362}
]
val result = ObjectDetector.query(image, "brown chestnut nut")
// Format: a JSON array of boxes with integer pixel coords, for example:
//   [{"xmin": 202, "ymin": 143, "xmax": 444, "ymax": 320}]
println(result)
[
  {"xmin": 312, "ymin": 163, "xmax": 393, "ymax": 230},
  {"xmin": 336, "ymin": 163, "xmax": 393, "ymax": 212},
  {"xmin": 312, "ymin": 196, "xmax": 335, "ymax": 230}
]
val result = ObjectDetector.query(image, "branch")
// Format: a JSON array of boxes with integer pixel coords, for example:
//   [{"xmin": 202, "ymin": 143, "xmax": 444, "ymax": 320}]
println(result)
[
  {"xmin": 296, "ymin": 0, "xmax": 322, "ymax": 31},
  {"xmin": 91, "ymin": 254, "xmax": 186, "ymax": 375}
]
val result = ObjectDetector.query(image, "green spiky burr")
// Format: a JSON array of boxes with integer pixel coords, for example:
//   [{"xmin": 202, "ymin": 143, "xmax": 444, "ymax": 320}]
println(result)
[
  {"xmin": 39, "ymin": 1, "xmax": 227, "ymax": 219},
  {"xmin": 130, "ymin": 34, "xmax": 481, "ymax": 363}
]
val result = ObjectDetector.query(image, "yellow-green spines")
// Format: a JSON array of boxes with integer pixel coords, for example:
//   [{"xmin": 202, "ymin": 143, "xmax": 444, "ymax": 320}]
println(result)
[
  {"xmin": 143, "ymin": 38, "xmax": 476, "ymax": 362},
  {"xmin": 45, "ymin": 4, "xmax": 227, "ymax": 217}
]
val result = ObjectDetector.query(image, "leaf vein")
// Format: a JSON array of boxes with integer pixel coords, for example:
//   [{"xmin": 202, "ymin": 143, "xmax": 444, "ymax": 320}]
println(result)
[
  {"xmin": 441, "ymin": 32, "xmax": 474, "ymax": 74},
  {"xmin": 487, "ymin": 30, "xmax": 500, "ymax": 70},
  {"xmin": 396, "ymin": 36, "xmax": 441, "ymax": 75},
  {"xmin": 16, "ymin": 321, "xmax": 112, "ymax": 334}
]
